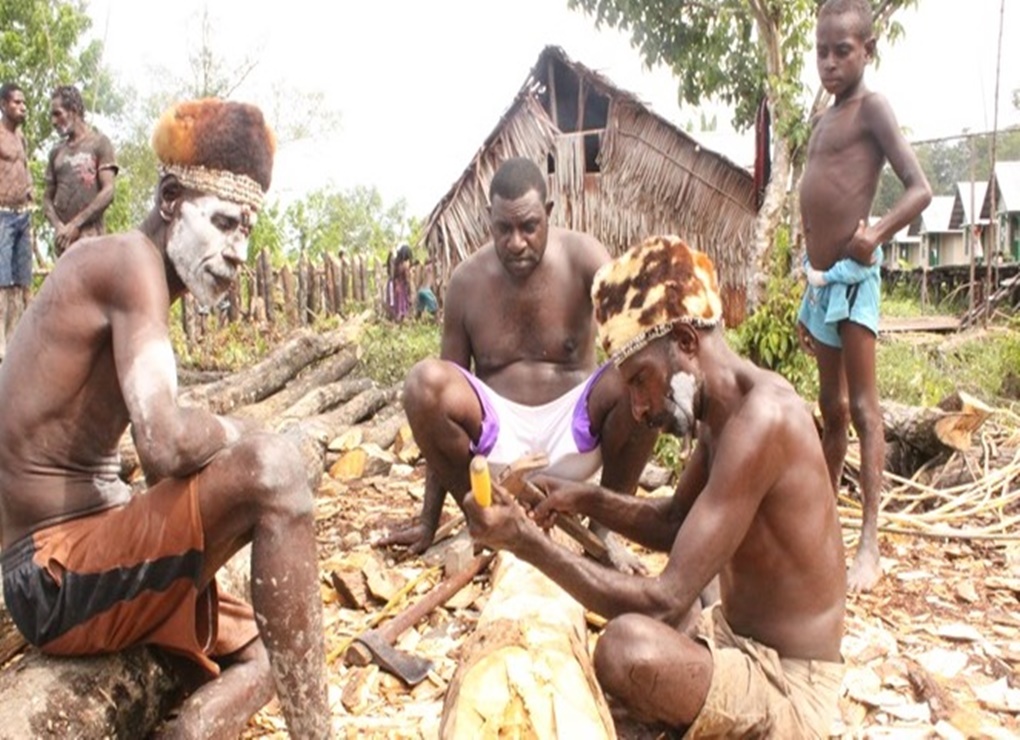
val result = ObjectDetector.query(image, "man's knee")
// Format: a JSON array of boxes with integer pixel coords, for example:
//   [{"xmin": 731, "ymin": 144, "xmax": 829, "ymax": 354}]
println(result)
[
  {"xmin": 818, "ymin": 394, "xmax": 850, "ymax": 431},
  {"xmin": 848, "ymin": 395, "xmax": 882, "ymax": 434},
  {"xmin": 402, "ymin": 358, "xmax": 451, "ymax": 418},
  {"xmin": 594, "ymin": 614, "xmax": 653, "ymax": 691},
  {"xmin": 230, "ymin": 433, "xmax": 311, "ymax": 516}
]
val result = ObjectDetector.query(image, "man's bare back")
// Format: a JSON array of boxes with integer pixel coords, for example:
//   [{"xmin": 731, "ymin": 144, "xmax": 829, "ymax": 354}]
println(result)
[
  {"xmin": 694, "ymin": 374, "xmax": 845, "ymax": 661},
  {"xmin": 0, "ymin": 234, "xmax": 155, "ymax": 545}
]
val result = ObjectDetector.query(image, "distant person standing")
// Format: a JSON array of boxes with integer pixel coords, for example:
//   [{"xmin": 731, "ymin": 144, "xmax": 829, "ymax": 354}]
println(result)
[
  {"xmin": 386, "ymin": 242, "xmax": 413, "ymax": 322},
  {"xmin": 43, "ymin": 85, "xmax": 118, "ymax": 257},
  {"xmin": 0, "ymin": 82, "xmax": 33, "ymax": 362}
]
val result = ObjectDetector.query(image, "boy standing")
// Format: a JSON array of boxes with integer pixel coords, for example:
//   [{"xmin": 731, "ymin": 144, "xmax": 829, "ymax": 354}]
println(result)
[{"xmin": 798, "ymin": 0, "xmax": 931, "ymax": 592}]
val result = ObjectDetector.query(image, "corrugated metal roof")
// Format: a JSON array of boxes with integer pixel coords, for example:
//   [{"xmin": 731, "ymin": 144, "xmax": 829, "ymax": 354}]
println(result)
[
  {"xmin": 920, "ymin": 195, "xmax": 959, "ymax": 234},
  {"xmin": 950, "ymin": 180, "xmax": 989, "ymax": 227},
  {"xmin": 982, "ymin": 160, "xmax": 1020, "ymax": 216}
]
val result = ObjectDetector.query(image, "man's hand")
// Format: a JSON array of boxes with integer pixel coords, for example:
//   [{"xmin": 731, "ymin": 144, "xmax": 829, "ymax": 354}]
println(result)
[
  {"xmin": 55, "ymin": 222, "xmax": 80, "ymax": 252},
  {"xmin": 796, "ymin": 321, "xmax": 816, "ymax": 357},
  {"xmin": 462, "ymin": 488, "xmax": 530, "ymax": 553},
  {"xmin": 528, "ymin": 475, "xmax": 591, "ymax": 530},
  {"xmin": 846, "ymin": 219, "xmax": 879, "ymax": 265},
  {"xmin": 374, "ymin": 521, "xmax": 437, "ymax": 555}
]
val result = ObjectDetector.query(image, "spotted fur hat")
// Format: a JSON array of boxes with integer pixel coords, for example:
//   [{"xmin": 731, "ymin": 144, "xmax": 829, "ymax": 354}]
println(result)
[
  {"xmin": 152, "ymin": 98, "xmax": 275, "ymax": 211},
  {"xmin": 592, "ymin": 235, "xmax": 723, "ymax": 366}
]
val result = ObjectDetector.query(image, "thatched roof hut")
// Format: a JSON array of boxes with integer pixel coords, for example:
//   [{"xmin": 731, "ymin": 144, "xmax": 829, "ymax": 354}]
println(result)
[{"xmin": 420, "ymin": 45, "xmax": 758, "ymax": 324}]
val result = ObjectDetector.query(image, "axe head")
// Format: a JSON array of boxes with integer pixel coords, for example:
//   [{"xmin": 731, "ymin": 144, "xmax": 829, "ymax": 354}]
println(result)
[{"xmin": 353, "ymin": 629, "xmax": 434, "ymax": 686}]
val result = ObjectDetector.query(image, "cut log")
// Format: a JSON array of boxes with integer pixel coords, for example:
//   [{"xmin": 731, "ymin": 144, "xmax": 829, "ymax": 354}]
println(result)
[
  {"xmin": 0, "ymin": 590, "xmax": 26, "ymax": 666},
  {"xmin": 235, "ymin": 349, "xmax": 358, "ymax": 423},
  {"xmin": 282, "ymin": 386, "xmax": 397, "ymax": 490},
  {"xmin": 180, "ymin": 322, "xmax": 362, "ymax": 414},
  {"xmin": 0, "ymin": 647, "xmax": 185, "ymax": 739},
  {"xmin": 439, "ymin": 550, "xmax": 616, "ymax": 739},
  {"xmin": 277, "ymin": 376, "xmax": 375, "ymax": 422},
  {"xmin": 882, "ymin": 391, "xmax": 994, "ymax": 477}
]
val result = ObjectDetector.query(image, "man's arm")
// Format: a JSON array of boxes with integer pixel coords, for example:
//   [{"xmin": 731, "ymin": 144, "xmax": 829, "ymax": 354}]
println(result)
[
  {"xmin": 470, "ymin": 403, "xmax": 782, "ymax": 624},
  {"xmin": 108, "ymin": 251, "xmax": 235, "ymax": 480},
  {"xmin": 42, "ymin": 150, "xmax": 62, "ymax": 231},
  {"xmin": 847, "ymin": 93, "xmax": 932, "ymax": 263},
  {"xmin": 438, "ymin": 257, "xmax": 474, "ymax": 368},
  {"xmin": 534, "ymin": 441, "xmax": 710, "ymax": 552}
]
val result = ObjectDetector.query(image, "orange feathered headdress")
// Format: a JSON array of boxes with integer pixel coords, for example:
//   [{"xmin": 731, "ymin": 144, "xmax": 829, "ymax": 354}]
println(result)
[
  {"xmin": 152, "ymin": 98, "xmax": 276, "ymax": 211},
  {"xmin": 592, "ymin": 235, "xmax": 723, "ymax": 366}
]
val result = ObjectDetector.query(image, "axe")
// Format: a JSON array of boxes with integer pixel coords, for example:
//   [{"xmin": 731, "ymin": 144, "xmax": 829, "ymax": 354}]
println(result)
[{"xmin": 345, "ymin": 550, "xmax": 494, "ymax": 685}]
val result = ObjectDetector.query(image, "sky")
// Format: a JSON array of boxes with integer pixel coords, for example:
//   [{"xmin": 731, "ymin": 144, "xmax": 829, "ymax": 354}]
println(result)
[{"xmin": 84, "ymin": 0, "xmax": 1019, "ymax": 219}]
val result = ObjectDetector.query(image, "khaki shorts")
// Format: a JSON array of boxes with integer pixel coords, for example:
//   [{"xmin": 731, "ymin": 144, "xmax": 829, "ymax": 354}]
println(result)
[
  {"xmin": 1, "ymin": 477, "xmax": 258, "ymax": 677},
  {"xmin": 684, "ymin": 603, "xmax": 844, "ymax": 738}
]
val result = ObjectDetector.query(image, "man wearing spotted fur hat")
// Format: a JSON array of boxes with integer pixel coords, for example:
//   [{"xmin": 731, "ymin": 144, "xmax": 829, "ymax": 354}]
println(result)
[
  {"xmin": 0, "ymin": 99, "xmax": 329, "ymax": 738},
  {"xmin": 464, "ymin": 235, "xmax": 846, "ymax": 737}
]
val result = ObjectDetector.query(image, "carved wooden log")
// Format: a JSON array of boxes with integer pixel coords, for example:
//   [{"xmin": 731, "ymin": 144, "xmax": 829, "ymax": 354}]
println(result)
[{"xmin": 439, "ymin": 550, "xmax": 616, "ymax": 739}]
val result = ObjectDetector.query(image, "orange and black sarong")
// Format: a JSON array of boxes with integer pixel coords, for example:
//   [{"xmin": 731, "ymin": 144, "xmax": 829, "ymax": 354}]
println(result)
[{"xmin": 1, "ymin": 477, "xmax": 258, "ymax": 676}]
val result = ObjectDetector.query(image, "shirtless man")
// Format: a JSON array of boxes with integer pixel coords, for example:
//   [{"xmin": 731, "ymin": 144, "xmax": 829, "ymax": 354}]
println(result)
[
  {"xmin": 380, "ymin": 157, "xmax": 657, "ymax": 566},
  {"xmin": 465, "ymin": 236, "xmax": 847, "ymax": 736},
  {"xmin": 0, "ymin": 82, "xmax": 33, "ymax": 361},
  {"xmin": 0, "ymin": 100, "xmax": 329, "ymax": 739},
  {"xmin": 43, "ymin": 85, "xmax": 118, "ymax": 256},
  {"xmin": 798, "ymin": 0, "xmax": 931, "ymax": 592}
]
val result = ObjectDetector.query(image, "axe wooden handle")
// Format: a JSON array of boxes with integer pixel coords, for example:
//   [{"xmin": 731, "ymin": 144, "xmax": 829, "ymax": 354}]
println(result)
[{"xmin": 345, "ymin": 551, "xmax": 495, "ymax": 667}]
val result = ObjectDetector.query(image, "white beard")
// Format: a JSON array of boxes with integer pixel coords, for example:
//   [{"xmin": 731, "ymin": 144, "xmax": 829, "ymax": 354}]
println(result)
[
  {"xmin": 166, "ymin": 196, "xmax": 248, "ymax": 308},
  {"xmin": 665, "ymin": 371, "xmax": 698, "ymax": 438}
]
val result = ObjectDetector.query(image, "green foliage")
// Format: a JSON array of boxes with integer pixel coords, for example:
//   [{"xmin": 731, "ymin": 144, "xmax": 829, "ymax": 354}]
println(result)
[
  {"xmin": 359, "ymin": 318, "xmax": 441, "ymax": 387},
  {"xmin": 653, "ymin": 433, "xmax": 687, "ymax": 476},
  {"xmin": 732, "ymin": 226, "xmax": 817, "ymax": 396},
  {"xmin": 874, "ymin": 128, "xmax": 1020, "ymax": 214},
  {"xmin": 876, "ymin": 328, "xmax": 1020, "ymax": 407},
  {"xmin": 0, "ymin": 0, "xmax": 112, "ymax": 152},
  {"xmin": 283, "ymin": 185, "xmax": 414, "ymax": 261}
]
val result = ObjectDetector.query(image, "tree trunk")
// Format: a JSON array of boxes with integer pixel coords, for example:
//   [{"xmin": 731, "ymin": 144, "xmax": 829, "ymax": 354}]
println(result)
[
  {"xmin": 276, "ymin": 377, "xmax": 375, "ymax": 423},
  {"xmin": 439, "ymin": 550, "xmax": 616, "ymax": 739},
  {"xmin": 883, "ymin": 392, "xmax": 994, "ymax": 477},
  {"xmin": 179, "ymin": 324, "xmax": 360, "ymax": 415},
  {"xmin": 235, "ymin": 349, "xmax": 358, "ymax": 423}
]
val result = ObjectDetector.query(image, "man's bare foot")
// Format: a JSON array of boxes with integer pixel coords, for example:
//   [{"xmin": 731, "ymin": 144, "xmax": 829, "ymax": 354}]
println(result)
[
  {"xmin": 847, "ymin": 545, "xmax": 881, "ymax": 593},
  {"xmin": 374, "ymin": 521, "xmax": 434, "ymax": 555}
]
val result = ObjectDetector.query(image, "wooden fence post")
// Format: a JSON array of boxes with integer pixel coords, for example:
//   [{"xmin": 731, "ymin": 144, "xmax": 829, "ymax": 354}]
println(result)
[
  {"xmin": 259, "ymin": 249, "xmax": 274, "ymax": 325},
  {"xmin": 297, "ymin": 252, "xmax": 309, "ymax": 325},
  {"xmin": 280, "ymin": 264, "xmax": 296, "ymax": 327}
]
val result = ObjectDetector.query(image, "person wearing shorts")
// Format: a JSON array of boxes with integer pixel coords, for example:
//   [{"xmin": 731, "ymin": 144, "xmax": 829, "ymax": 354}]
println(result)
[{"xmin": 0, "ymin": 81, "xmax": 33, "ymax": 360}]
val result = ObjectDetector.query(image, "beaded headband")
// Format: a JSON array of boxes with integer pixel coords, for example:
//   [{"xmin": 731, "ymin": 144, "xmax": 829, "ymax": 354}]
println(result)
[
  {"xmin": 610, "ymin": 315, "xmax": 720, "ymax": 367},
  {"xmin": 161, "ymin": 163, "xmax": 264, "ymax": 211}
]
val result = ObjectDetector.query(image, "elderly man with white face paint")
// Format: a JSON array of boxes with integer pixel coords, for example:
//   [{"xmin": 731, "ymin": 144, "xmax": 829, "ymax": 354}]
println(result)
[
  {"xmin": 0, "ymin": 99, "xmax": 330, "ymax": 739},
  {"xmin": 463, "ymin": 235, "xmax": 847, "ymax": 738}
]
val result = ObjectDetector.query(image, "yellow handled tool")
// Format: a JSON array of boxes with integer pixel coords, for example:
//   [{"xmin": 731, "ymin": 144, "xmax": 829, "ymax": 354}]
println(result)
[{"xmin": 469, "ymin": 455, "xmax": 492, "ymax": 507}]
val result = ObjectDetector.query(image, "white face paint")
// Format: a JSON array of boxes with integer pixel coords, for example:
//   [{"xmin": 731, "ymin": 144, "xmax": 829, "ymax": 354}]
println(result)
[
  {"xmin": 665, "ymin": 371, "xmax": 698, "ymax": 438},
  {"xmin": 166, "ymin": 194, "xmax": 253, "ymax": 308}
]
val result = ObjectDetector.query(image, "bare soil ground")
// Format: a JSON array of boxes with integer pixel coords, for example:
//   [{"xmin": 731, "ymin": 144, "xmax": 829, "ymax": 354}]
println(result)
[{"xmin": 238, "ymin": 457, "xmax": 1020, "ymax": 740}]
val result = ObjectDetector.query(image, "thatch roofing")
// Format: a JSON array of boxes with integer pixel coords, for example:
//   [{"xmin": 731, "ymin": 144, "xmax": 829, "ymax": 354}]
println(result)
[{"xmin": 419, "ymin": 45, "xmax": 757, "ymax": 324}]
